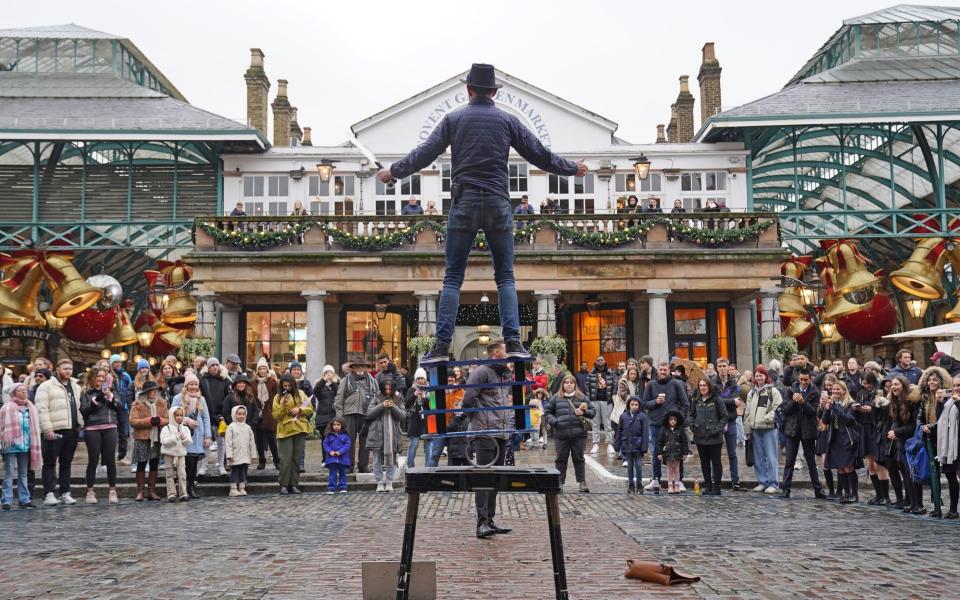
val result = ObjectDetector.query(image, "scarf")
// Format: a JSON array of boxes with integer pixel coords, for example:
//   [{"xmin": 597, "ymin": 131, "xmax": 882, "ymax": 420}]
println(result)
[
  {"xmin": 937, "ymin": 398, "xmax": 960, "ymax": 466},
  {"xmin": 182, "ymin": 389, "xmax": 203, "ymax": 416},
  {"xmin": 144, "ymin": 397, "xmax": 159, "ymax": 443},
  {"xmin": 254, "ymin": 375, "xmax": 271, "ymax": 407},
  {"xmin": 382, "ymin": 395, "xmax": 396, "ymax": 468},
  {"xmin": 0, "ymin": 396, "xmax": 42, "ymax": 468}
]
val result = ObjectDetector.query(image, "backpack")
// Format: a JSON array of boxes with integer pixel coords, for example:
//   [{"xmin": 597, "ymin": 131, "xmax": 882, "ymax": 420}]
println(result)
[{"xmin": 904, "ymin": 425, "xmax": 930, "ymax": 483}]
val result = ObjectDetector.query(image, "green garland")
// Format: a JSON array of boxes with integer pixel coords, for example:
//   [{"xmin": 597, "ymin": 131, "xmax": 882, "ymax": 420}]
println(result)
[
  {"xmin": 324, "ymin": 221, "xmax": 425, "ymax": 251},
  {"xmin": 668, "ymin": 218, "xmax": 774, "ymax": 248},
  {"xmin": 195, "ymin": 220, "xmax": 313, "ymax": 249}
]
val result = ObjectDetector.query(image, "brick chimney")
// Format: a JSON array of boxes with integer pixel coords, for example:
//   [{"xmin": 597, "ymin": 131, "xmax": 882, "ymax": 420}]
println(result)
[
  {"xmin": 271, "ymin": 79, "xmax": 292, "ymax": 147},
  {"xmin": 289, "ymin": 106, "xmax": 303, "ymax": 146},
  {"xmin": 656, "ymin": 124, "xmax": 666, "ymax": 143},
  {"xmin": 666, "ymin": 104, "xmax": 678, "ymax": 143},
  {"xmin": 301, "ymin": 126, "xmax": 313, "ymax": 146},
  {"xmin": 698, "ymin": 42, "xmax": 722, "ymax": 126},
  {"xmin": 674, "ymin": 75, "xmax": 695, "ymax": 143},
  {"xmin": 244, "ymin": 48, "xmax": 270, "ymax": 136}
]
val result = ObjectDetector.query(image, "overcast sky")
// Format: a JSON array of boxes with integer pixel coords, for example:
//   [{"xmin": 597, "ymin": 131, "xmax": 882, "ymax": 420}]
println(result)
[{"xmin": 10, "ymin": 0, "xmax": 896, "ymax": 144}]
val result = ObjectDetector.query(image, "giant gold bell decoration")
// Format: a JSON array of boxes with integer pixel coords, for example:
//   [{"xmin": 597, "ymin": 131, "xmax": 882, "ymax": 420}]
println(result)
[
  {"xmin": 106, "ymin": 302, "xmax": 138, "ymax": 347},
  {"xmin": 159, "ymin": 261, "xmax": 196, "ymax": 325},
  {"xmin": 946, "ymin": 291, "xmax": 960, "ymax": 323},
  {"xmin": 0, "ymin": 254, "xmax": 46, "ymax": 327},
  {"xmin": 45, "ymin": 254, "xmax": 102, "ymax": 318},
  {"xmin": 890, "ymin": 237, "xmax": 950, "ymax": 300},
  {"xmin": 778, "ymin": 255, "xmax": 812, "ymax": 318},
  {"xmin": 782, "ymin": 317, "xmax": 814, "ymax": 338},
  {"xmin": 816, "ymin": 255, "xmax": 861, "ymax": 321},
  {"xmin": 831, "ymin": 240, "xmax": 880, "ymax": 294}
]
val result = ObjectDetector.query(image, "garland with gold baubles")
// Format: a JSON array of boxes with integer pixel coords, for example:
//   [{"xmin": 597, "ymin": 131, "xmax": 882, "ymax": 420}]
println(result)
[
  {"xmin": 194, "ymin": 220, "xmax": 313, "ymax": 249},
  {"xmin": 324, "ymin": 221, "xmax": 425, "ymax": 251}
]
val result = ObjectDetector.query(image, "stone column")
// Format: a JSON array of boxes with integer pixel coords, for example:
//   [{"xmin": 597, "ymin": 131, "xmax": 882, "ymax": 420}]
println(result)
[
  {"xmin": 733, "ymin": 296, "xmax": 755, "ymax": 370},
  {"xmin": 220, "ymin": 303, "xmax": 241, "ymax": 362},
  {"xmin": 302, "ymin": 291, "xmax": 327, "ymax": 384},
  {"xmin": 759, "ymin": 287, "xmax": 781, "ymax": 343},
  {"xmin": 414, "ymin": 291, "xmax": 438, "ymax": 337},
  {"xmin": 533, "ymin": 290, "xmax": 560, "ymax": 338},
  {"xmin": 630, "ymin": 301, "xmax": 648, "ymax": 358},
  {"xmin": 647, "ymin": 289, "xmax": 671, "ymax": 365},
  {"xmin": 193, "ymin": 291, "xmax": 217, "ymax": 340}
]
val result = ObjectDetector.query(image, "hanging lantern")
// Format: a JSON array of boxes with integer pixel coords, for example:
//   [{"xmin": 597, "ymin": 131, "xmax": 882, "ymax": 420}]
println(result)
[
  {"xmin": 818, "ymin": 321, "xmax": 836, "ymax": 339},
  {"xmin": 905, "ymin": 296, "xmax": 929, "ymax": 319},
  {"xmin": 137, "ymin": 327, "xmax": 155, "ymax": 349},
  {"xmin": 0, "ymin": 254, "xmax": 46, "ymax": 327},
  {"xmin": 45, "ymin": 254, "xmax": 102, "ymax": 318},
  {"xmin": 630, "ymin": 154, "xmax": 651, "ymax": 181},
  {"xmin": 316, "ymin": 159, "xmax": 336, "ymax": 183}
]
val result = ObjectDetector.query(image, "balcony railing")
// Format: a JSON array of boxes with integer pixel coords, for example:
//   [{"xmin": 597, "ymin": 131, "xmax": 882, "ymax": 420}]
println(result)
[{"xmin": 191, "ymin": 213, "xmax": 780, "ymax": 253}]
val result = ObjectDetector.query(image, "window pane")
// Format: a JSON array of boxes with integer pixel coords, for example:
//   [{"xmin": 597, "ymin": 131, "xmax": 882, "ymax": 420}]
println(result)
[
  {"xmin": 244, "ymin": 176, "xmax": 254, "ymax": 197},
  {"xmin": 342, "ymin": 176, "xmax": 355, "ymax": 196},
  {"xmin": 651, "ymin": 174, "xmax": 662, "ymax": 192},
  {"xmin": 268, "ymin": 176, "xmax": 277, "ymax": 196},
  {"xmin": 559, "ymin": 176, "xmax": 568, "ymax": 195},
  {"xmin": 716, "ymin": 308, "xmax": 729, "ymax": 362},
  {"xmin": 308, "ymin": 176, "xmax": 318, "ymax": 196},
  {"xmin": 674, "ymin": 308, "xmax": 707, "ymax": 335},
  {"xmin": 574, "ymin": 176, "xmax": 584, "ymax": 194},
  {"xmin": 279, "ymin": 176, "xmax": 288, "ymax": 196}
]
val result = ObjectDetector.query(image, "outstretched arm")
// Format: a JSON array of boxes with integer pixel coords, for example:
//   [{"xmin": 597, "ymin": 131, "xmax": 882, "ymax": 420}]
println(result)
[
  {"xmin": 510, "ymin": 118, "xmax": 585, "ymax": 177},
  {"xmin": 386, "ymin": 118, "xmax": 451, "ymax": 181}
]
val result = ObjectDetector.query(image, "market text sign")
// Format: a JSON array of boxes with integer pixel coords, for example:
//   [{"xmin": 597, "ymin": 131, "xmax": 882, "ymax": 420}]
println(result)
[
  {"xmin": 419, "ymin": 90, "xmax": 552, "ymax": 147},
  {"xmin": 0, "ymin": 327, "xmax": 52, "ymax": 341}
]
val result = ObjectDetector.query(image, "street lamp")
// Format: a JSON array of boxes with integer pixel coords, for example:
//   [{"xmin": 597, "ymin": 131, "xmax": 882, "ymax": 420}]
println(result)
[
  {"xmin": 586, "ymin": 294, "xmax": 601, "ymax": 318},
  {"xmin": 818, "ymin": 321, "xmax": 835, "ymax": 339},
  {"xmin": 137, "ymin": 326, "xmax": 155, "ymax": 348},
  {"xmin": 316, "ymin": 159, "xmax": 337, "ymax": 183},
  {"xmin": 477, "ymin": 324, "xmax": 491, "ymax": 346},
  {"xmin": 905, "ymin": 296, "xmax": 929, "ymax": 319},
  {"xmin": 630, "ymin": 154, "xmax": 651, "ymax": 181},
  {"xmin": 374, "ymin": 295, "xmax": 389, "ymax": 320}
]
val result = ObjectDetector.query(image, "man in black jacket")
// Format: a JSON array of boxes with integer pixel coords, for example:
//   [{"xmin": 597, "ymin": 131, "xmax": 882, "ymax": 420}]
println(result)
[
  {"xmin": 381, "ymin": 63, "xmax": 586, "ymax": 365},
  {"xmin": 778, "ymin": 370, "xmax": 826, "ymax": 499},
  {"xmin": 640, "ymin": 362, "xmax": 690, "ymax": 491},
  {"xmin": 376, "ymin": 353, "xmax": 407, "ymax": 397}
]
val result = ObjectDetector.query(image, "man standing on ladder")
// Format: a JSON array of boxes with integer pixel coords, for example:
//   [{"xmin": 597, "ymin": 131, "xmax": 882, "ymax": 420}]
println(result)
[{"xmin": 379, "ymin": 63, "xmax": 587, "ymax": 365}]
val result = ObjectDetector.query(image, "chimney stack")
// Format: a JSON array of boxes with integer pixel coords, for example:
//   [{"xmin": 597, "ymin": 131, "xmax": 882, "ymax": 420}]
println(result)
[
  {"xmin": 271, "ymin": 79, "xmax": 292, "ymax": 147},
  {"xmin": 674, "ymin": 75, "xmax": 695, "ymax": 143},
  {"xmin": 289, "ymin": 107, "xmax": 303, "ymax": 146},
  {"xmin": 698, "ymin": 42, "xmax": 722, "ymax": 126},
  {"xmin": 302, "ymin": 126, "xmax": 313, "ymax": 146},
  {"xmin": 656, "ymin": 124, "xmax": 666, "ymax": 143},
  {"xmin": 667, "ymin": 104, "xmax": 678, "ymax": 143},
  {"xmin": 244, "ymin": 48, "xmax": 270, "ymax": 136}
]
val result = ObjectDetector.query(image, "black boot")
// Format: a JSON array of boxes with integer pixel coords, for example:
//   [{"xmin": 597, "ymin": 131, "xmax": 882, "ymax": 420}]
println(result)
[
  {"xmin": 257, "ymin": 459, "xmax": 266, "ymax": 471},
  {"xmin": 878, "ymin": 479, "xmax": 890, "ymax": 505},
  {"xmin": 838, "ymin": 473, "xmax": 851, "ymax": 503},
  {"xmin": 844, "ymin": 473, "xmax": 859, "ymax": 503},
  {"xmin": 824, "ymin": 469, "xmax": 838, "ymax": 500},
  {"xmin": 911, "ymin": 483, "xmax": 926, "ymax": 515},
  {"xmin": 889, "ymin": 469, "xmax": 905, "ymax": 509},
  {"xmin": 867, "ymin": 475, "xmax": 882, "ymax": 505}
]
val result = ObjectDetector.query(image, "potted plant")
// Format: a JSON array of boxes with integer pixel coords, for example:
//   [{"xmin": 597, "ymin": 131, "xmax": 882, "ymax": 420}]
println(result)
[
  {"xmin": 178, "ymin": 337, "xmax": 215, "ymax": 364},
  {"xmin": 761, "ymin": 334, "xmax": 798, "ymax": 364},
  {"xmin": 530, "ymin": 334, "xmax": 568, "ymax": 367},
  {"xmin": 409, "ymin": 335, "xmax": 436, "ymax": 361}
]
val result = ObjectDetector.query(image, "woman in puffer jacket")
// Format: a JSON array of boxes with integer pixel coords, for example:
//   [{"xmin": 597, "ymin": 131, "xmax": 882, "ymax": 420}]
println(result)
[
  {"xmin": 544, "ymin": 374, "xmax": 595, "ymax": 493},
  {"xmin": 688, "ymin": 377, "xmax": 729, "ymax": 496}
]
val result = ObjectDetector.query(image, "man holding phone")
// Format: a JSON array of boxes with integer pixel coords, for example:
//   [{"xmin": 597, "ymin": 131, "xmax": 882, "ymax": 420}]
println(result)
[
  {"xmin": 640, "ymin": 362, "xmax": 690, "ymax": 492},
  {"xmin": 778, "ymin": 370, "xmax": 826, "ymax": 499}
]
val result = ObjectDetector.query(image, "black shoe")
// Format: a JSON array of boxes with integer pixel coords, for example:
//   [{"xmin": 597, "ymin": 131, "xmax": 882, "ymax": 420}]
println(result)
[
  {"xmin": 505, "ymin": 340, "xmax": 532, "ymax": 360},
  {"xmin": 488, "ymin": 521, "xmax": 512, "ymax": 534},
  {"xmin": 776, "ymin": 489, "xmax": 791, "ymax": 499},
  {"xmin": 256, "ymin": 461, "xmax": 266, "ymax": 471},
  {"xmin": 476, "ymin": 523, "xmax": 496, "ymax": 539},
  {"xmin": 189, "ymin": 485, "xmax": 201, "ymax": 499},
  {"xmin": 19, "ymin": 502, "xmax": 36, "ymax": 509},
  {"xmin": 420, "ymin": 344, "xmax": 451, "ymax": 366},
  {"xmin": 930, "ymin": 509, "xmax": 943, "ymax": 519},
  {"xmin": 814, "ymin": 491, "xmax": 828, "ymax": 500},
  {"xmin": 289, "ymin": 486, "xmax": 302, "ymax": 494},
  {"xmin": 167, "ymin": 497, "xmax": 177, "ymax": 503},
  {"xmin": 867, "ymin": 496, "xmax": 881, "ymax": 505},
  {"xmin": 731, "ymin": 481, "xmax": 744, "ymax": 492},
  {"xmin": 901, "ymin": 504, "xmax": 913, "ymax": 513},
  {"xmin": 911, "ymin": 506, "xmax": 927, "ymax": 515},
  {"xmin": 358, "ymin": 466, "xmax": 369, "ymax": 474},
  {"xmin": 945, "ymin": 511, "xmax": 959, "ymax": 519},
  {"xmin": 627, "ymin": 483, "xmax": 635, "ymax": 494},
  {"xmin": 713, "ymin": 485, "xmax": 722, "ymax": 496},
  {"xmin": 826, "ymin": 491, "xmax": 841, "ymax": 501},
  {"xmin": 1, "ymin": 503, "xmax": 9, "ymax": 510},
  {"xmin": 892, "ymin": 500, "xmax": 906, "ymax": 510}
]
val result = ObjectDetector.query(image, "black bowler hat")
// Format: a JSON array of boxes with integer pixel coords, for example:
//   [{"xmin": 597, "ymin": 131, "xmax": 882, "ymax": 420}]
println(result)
[{"xmin": 460, "ymin": 63, "xmax": 502, "ymax": 90}]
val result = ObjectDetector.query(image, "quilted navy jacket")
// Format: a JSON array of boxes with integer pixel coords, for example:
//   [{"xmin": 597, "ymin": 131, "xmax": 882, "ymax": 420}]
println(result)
[{"xmin": 390, "ymin": 95, "xmax": 578, "ymax": 197}]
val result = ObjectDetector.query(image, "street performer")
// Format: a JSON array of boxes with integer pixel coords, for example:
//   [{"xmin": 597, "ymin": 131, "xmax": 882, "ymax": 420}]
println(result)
[{"xmin": 379, "ymin": 63, "xmax": 587, "ymax": 365}]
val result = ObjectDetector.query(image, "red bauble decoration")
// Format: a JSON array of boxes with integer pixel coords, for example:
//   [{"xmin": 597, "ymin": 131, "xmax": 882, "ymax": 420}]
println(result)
[
  {"xmin": 836, "ymin": 293, "xmax": 897, "ymax": 345},
  {"xmin": 61, "ymin": 307, "xmax": 117, "ymax": 344},
  {"xmin": 146, "ymin": 334, "xmax": 176, "ymax": 356}
]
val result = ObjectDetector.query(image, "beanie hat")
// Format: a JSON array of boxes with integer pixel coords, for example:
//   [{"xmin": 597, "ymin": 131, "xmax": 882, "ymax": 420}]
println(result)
[
  {"xmin": 322, "ymin": 364, "xmax": 336, "ymax": 375},
  {"xmin": 184, "ymin": 372, "xmax": 200, "ymax": 388},
  {"xmin": 257, "ymin": 357, "xmax": 269, "ymax": 369},
  {"xmin": 206, "ymin": 357, "xmax": 220, "ymax": 367},
  {"xmin": 137, "ymin": 359, "xmax": 150, "ymax": 371},
  {"xmin": 109, "ymin": 354, "xmax": 122, "ymax": 365},
  {"xmin": 414, "ymin": 368, "xmax": 428, "ymax": 381},
  {"xmin": 36, "ymin": 368, "xmax": 52, "ymax": 380},
  {"xmin": 289, "ymin": 360, "xmax": 302, "ymax": 371}
]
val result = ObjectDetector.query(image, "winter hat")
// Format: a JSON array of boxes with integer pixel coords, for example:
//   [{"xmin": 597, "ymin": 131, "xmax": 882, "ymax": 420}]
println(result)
[
  {"xmin": 36, "ymin": 368, "xmax": 52, "ymax": 380},
  {"xmin": 231, "ymin": 404, "xmax": 246, "ymax": 422},
  {"xmin": 184, "ymin": 372, "xmax": 200, "ymax": 388},
  {"xmin": 5, "ymin": 382, "xmax": 25, "ymax": 401},
  {"xmin": 206, "ymin": 356, "xmax": 220, "ymax": 368},
  {"xmin": 109, "ymin": 354, "xmax": 123, "ymax": 365},
  {"xmin": 414, "ymin": 368, "xmax": 428, "ymax": 381},
  {"xmin": 137, "ymin": 359, "xmax": 150, "ymax": 371},
  {"xmin": 225, "ymin": 353, "xmax": 241, "ymax": 365},
  {"xmin": 256, "ymin": 357, "xmax": 269, "ymax": 369},
  {"xmin": 639, "ymin": 355, "xmax": 654, "ymax": 366},
  {"xmin": 322, "ymin": 364, "xmax": 336, "ymax": 375},
  {"xmin": 289, "ymin": 360, "xmax": 302, "ymax": 371}
]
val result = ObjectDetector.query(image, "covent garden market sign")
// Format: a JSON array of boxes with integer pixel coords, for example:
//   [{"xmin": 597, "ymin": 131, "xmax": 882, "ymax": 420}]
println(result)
[{"xmin": 418, "ymin": 89, "xmax": 553, "ymax": 147}]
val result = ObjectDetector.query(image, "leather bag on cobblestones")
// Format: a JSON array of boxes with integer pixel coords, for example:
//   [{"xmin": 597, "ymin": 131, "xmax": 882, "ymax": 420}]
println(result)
[{"xmin": 624, "ymin": 560, "xmax": 700, "ymax": 585}]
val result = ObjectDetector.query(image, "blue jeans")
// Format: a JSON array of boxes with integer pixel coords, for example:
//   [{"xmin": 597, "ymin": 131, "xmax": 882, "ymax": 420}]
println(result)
[
  {"xmin": 327, "ymin": 463, "xmax": 348, "ymax": 491},
  {"xmin": 426, "ymin": 437, "xmax": 443, "ymax": 467},
  {"xmin": 723, "ymin": 423, "xmax": 740, "ymax": 483},
  {"xmin": 407, "ymin": 435, "xmax": 421, "ymax": 468},
  {"xmin": 625, "ymin": 451, "xmax": 644, "ymax": 486},
  {"xmin": 752, "ymin": 428, "xmax": 779, "ymax": 488},
  {"xmin": 3, "ymin": 452, "xmax": 30, "ymax": 504},
  {"xmin": 435, "ymin": 190, "xmax": 520, "ymax": 344}
]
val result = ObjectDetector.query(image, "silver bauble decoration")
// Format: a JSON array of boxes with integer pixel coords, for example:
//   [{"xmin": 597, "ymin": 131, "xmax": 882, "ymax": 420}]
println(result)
[{"xmin": 87, "ymin": 274, "xmax": 123, "ymax": 310}]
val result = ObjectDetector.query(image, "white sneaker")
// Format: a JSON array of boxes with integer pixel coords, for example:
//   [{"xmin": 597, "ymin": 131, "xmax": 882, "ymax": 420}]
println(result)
[
  {"xmin": 60, "ymin": 492, "xmax": 76, "ymax": 505},
  {"xmin": 643, "ymin": 479, "xmax": 660, "ymax": 491},
  {"xmin": 338, "ymin": 489, "xmax": 348, "ymax": 494},
  {"xmin": 198, "ymin": 463, "xmax": 208, "ymax": 476},
  {"xmin": 218, "ymin": 466, "xmax": 229, "ymax": 476},
  {"xmin": 677, "ymin": 482, "xmax": 686, "ymax": 492},
  {"xmin": 752, "ymin": 484, "xmax": 766, "ymax": 492},
  {"xmin": 764, "ymin": 485, "xmax": 779, "ymax": 494},
  {"xmin": 130, "ymin": 464, "xmax": 137, "ymax": 473},
  {"xmin": 325, "ymin": 490, "xmax": 335, "ymax": 495},
  {"xmin": 385, "ymin": 482, "xmax": 394, "ymax": 492},
  {"xmin": 622, "ymin": 460, "xmax": 628, "ymax": 467},
  {"xmin": 209, "ymin": 442, "xmax": 218, "ymax": 452},
  {"xmin": 590, "ymin": 444, "xmax": 600, "ymax": 455},
  {"xmin": 376, "ymin": 482, "xmax": 385, "ymax": 492},
  {"xmin": 43, "ymin": 492, "xmax": 59, "ymax": 506},
  {"xmin": 606, "ymin": 445, "xmax": 615, "ymax": 457}
]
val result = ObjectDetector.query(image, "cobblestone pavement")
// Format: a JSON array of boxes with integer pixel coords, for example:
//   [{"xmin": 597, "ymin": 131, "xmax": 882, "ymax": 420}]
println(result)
[{"xmin": 3, "ymin": 445, "xmax": 959, "ymax": 600}]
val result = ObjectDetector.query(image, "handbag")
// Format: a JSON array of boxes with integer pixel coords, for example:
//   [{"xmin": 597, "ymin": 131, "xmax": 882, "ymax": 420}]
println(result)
[
  {"xmin": 564, "ymin": 395, "xmax": 591, "ymax": 432},
  {"xmin": 624, "ymin": 560, "xmax": 700, "ymax": 585},
  {"xmin": 745, "ymin": 437, "xmax": 755, "ymax": 467}
]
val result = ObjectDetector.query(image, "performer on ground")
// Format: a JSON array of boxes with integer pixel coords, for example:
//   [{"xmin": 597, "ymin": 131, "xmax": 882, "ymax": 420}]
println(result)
[{"xmin": 379, "ymin": 63, "xmax": 587, "ymax": 365}]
